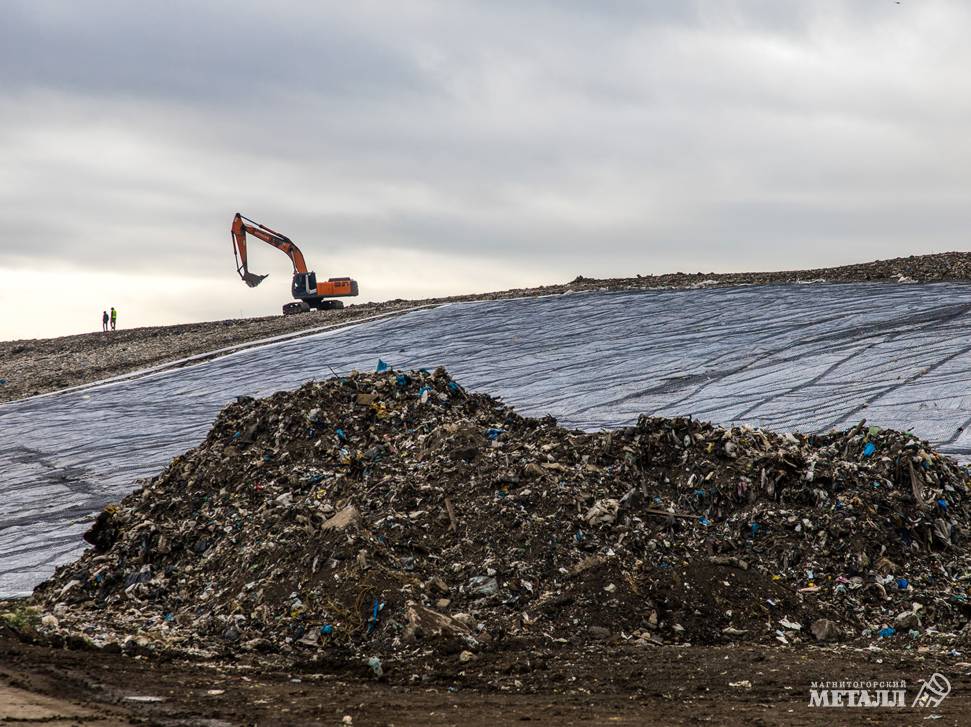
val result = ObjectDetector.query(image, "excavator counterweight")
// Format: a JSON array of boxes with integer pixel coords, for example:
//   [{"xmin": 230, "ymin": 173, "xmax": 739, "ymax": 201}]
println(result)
[{"xmin": 231, "ymin": 213, "xmax": 358, "ymax": 314}]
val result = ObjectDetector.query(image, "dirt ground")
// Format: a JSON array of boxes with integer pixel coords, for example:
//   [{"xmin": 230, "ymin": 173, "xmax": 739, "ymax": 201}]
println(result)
[
  {"xmin": 1, "ymin": 626, "xmax": 969, "ymax": 725},
  {"xmin": 5, "ymin": 251, "xmax": 971, "ymax": 404}
]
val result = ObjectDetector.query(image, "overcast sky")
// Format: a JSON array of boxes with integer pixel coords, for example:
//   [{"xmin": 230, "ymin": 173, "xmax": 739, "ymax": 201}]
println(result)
[{"xmin": 2, "ymin": 0, "xmax": 970, "ymax": 340}]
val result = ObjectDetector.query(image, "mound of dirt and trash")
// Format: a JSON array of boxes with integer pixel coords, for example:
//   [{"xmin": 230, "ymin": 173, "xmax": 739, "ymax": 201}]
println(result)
[{"xmin": 32, "ymin": 369, "xmax": 971, "ymax": 670}]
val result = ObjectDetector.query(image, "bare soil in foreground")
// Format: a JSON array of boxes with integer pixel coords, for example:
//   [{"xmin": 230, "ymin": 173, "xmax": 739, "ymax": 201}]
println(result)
[
  {"xmin": 4, "ymin": 252, "xmax": 971, "ymax": 404},
  {"xmin": 2, "ymin": 626, "xmax": 969, "ymax": 726}
]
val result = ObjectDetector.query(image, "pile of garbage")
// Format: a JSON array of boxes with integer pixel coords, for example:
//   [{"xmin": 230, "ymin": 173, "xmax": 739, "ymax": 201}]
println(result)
[{"xmin": 33, "ymin": 368, "xmax": 971, "ymax": 664}]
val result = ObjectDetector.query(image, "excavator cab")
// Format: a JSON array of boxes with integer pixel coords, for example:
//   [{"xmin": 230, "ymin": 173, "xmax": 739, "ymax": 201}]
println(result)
[{"xmin": 292, "ymin": 271, "xmax": 317, "ymax": 298}]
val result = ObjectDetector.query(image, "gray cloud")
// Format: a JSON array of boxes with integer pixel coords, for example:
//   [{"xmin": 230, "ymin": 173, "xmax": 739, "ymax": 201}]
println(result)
[
  {"xmin": 0, "ymin": 1, "xmax": 431, "ymax": 102},
  {"xmin": 3, "ymin": 1, "xmax": 971, "ymax": 337}
]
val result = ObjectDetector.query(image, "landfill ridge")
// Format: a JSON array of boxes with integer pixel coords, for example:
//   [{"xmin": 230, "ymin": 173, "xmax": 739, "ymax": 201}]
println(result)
[
  {"xmin": 30, "ymin": 369, "xmax": 971, "ymax": 671},
  {"xmin": 5, "ymin": 251, "xmax": 971, "ymax": 405}
]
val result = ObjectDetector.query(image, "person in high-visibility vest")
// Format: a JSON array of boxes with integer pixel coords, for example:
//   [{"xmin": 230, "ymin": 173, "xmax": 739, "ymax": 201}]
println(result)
[{"xmin": 110, "ymin": 307, "xmax": 117, "ymax": 331}]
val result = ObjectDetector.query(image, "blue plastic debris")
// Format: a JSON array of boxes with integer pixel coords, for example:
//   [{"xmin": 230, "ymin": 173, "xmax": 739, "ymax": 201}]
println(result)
[
  {"xmin": 418, "ymin": 385, "xmax": 432, "ymax": 398},
  {"xmin": 396, "ymin": 373, "xmax": 409, "ymax": 387},
  {"xmin": 447, "ymin": 381, "xmax": 460, "ymax": 393},
  {"xmin": 486, "ymin": 428, "xmax": 503, "ymax": 440},
  {"xmin": 938, "ymin": 498, "xmax": 949, "ymax": 511},
  {"xmin": 878, "ymin": 626, "xmax": 896, "ymax": 638},
  {"xmin": 163, "ymin": 612, "xmax": 174, "ymax": 622},
  {"xmin": 574, "ymin": 529, "xmax": 584, "ymax": 543},
  {"xmin": 750, "ymin": 522, "xmax": 761, "ymax": 536},
  {"xmin": 699, "ymin": 516, "xmax": 711, "ymax": 526},
  {"xmin": 320, "ymin": 624, "xmax": 334, "ymax": 635},
  {"xmin": 693, "ymin": 489, "xmax": 706, "ymax": 497},
  {"xmin": 335, "ymin": 428, "xmax": 347, "ymax": 442},
  {"xmin": 863, "ymin": 442, "xmax": 876, "ymax": 457},
  {"xmin": 897, "ymin": 578, "xmax": 909, "ymax": 590},
  {"xmin": 367, "ymin": 598, "xmax": 384, "ymax": 634},
  {"xmin": 375, "ymin": 359, "xmax": 390, "ymax": 373}
]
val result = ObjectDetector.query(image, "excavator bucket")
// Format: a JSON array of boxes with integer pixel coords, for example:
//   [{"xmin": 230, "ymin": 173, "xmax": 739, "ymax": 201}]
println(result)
[{"xmin": 241, "ymin": 271, "xmax": 268, "ymax": 288}]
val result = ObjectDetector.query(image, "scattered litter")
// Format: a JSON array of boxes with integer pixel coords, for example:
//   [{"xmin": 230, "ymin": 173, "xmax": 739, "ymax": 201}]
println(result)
[
  {"xmin": 367, "ymin": 656, "xmax": 383, "ymax": 678},
  {"xmin": 810, "ymin": 619, "xmax": 840, "ymax": 642}
]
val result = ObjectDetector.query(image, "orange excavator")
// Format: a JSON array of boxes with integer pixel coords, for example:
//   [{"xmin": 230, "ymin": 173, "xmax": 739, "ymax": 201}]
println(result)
[{"xmin": 231, "ymin": 213, "xmax": 359, "ymax": 314}]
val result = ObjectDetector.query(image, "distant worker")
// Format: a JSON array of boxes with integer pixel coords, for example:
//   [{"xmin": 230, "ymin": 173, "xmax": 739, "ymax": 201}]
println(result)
[
  {"xmin": 102, "ymin": 310, "xmax": 109, "ymax": 332},
  {"xmin": 110, "ymin": 306, "xmax": 117, "ymax": 331}
]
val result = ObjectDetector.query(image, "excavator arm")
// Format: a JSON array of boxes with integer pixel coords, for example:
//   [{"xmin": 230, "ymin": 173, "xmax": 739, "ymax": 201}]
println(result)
[{"xmin": 231, "ymin": 212, "xmax": 309, "ymax": 287}]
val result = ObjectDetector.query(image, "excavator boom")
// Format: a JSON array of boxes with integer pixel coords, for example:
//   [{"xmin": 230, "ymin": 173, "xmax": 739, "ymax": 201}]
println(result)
[{"xmin": 231, "ymin": 213, "xmax": 309, "ymax": 287}]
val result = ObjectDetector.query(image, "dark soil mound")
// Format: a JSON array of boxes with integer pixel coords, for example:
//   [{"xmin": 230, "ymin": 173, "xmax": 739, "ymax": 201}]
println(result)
[{"xmin": 33, "ymin": 369, "xmax": 971, "ymax": 666}]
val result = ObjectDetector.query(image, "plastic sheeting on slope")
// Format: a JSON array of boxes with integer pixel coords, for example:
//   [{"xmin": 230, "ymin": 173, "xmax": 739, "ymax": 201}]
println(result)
[{"xmin": 3, "ymin": 282, "xmax": 971, "ymax": 596}]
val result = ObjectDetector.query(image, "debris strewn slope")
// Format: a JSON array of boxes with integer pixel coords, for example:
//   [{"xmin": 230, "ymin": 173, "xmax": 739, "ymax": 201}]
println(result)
[{"xmin": 34, "ymin": 369, "xmax": 971, "ymax": 667}]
